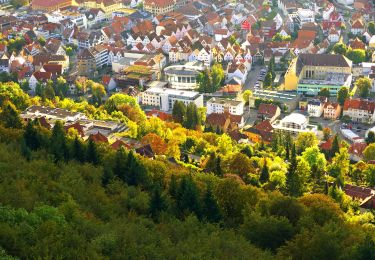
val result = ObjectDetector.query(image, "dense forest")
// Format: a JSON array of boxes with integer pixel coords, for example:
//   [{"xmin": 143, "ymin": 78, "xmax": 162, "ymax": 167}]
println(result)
[{"xmin": 0, "ymin": 81, "xmax": 374, "ymax": 259}]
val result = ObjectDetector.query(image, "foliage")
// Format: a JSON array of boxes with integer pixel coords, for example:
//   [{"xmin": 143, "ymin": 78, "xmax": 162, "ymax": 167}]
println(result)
[
  {"xmin": 337, "ymin": 86, "xmax": 349, "ymax": 106},
  {"xmin": 197, "ymin": 64, "xmax": 225, "ymax": 93},
  {"xmin": 346, "ymin": 49, "xmax": 366, "ymax": 64},
  {"xmin": 355, "ymin": 77, "xmax": 372, "ymax": 98}
]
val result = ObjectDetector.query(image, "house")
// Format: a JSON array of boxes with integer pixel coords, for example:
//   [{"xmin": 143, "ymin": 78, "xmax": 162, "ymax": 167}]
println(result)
[
  {"xmin": 307, "ymin": 99, "xmax": 324, "ymax": 117},
  {"xmin": 257, "ymin": 103, "xmax": 281, "ymax": 123},
  {"xmin": 144, "ymin": 0, "xmax": 176, "ymax": 15},
  {"xmin": 349, "ymin": 38, "xmax": 366, "ymax": 50},
  {"xmin": 206, "ymin": 97, "xmax": 244, "ymax": 116},
  {"xmin": 348, "ymin": 142, "xmax": 368, "ymax": 162},
  {"xmin": 0, "ymin": 53, "xmax": 9, "ymax": 72},
  {"xmin": 344, "ymin": 184, "xmax": 375, "ymax": 210},
  {"xmin": 244, "ymin": 120, "xmax": 274, "ymax": 144},
  {"xmin": 343, "ymin": 99, "xmax": 375, "ymax": 123},
  {"xmin": 102, "ymin": 75, "xmax": 117, "ymax": 91},
  {"xmin": 328, "ymin": 26, "xmax": 340, "ymax": 43},
  {"xmin": 323, "ymin": 102, "xmax": 341, "ymax": 119},
  {"xmin": 205, "ymin": 112, "xmax": 244, "ymax": 133},
  {"xmin": 272, "ymin": 113, "xmax": 318, "ymax": 135},
  {"xmin": 89, "ymin": 132, "xmax": 108, "ymax": 143},
  {"xmin": 29, "ymin": 71, "xmax": 52, "ymax": 92},
  {"xmin": 351, "ymin": 19, "xmax": 365, "ymax": 35},
  {"xmin": 214, "ymin": 28, "xmax": 230, "ymax": 42}
]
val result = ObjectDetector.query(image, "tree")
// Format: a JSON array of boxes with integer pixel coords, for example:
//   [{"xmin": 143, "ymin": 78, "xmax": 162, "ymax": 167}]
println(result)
[
  {"xmin": 355, "ymin": 77, "xmax": 371, "ymax": 98},
  {"xmin": 228, "ymin": 35, "xmax": 239, "ymax": 45},
  {"xmin": 368, "ymin": 21, "xmax": 375, "ymax": 35},
  {"xmin": 38, "ymin": 37, "xmax": 46, "ymax": 46},
  {"xmin": 287, "ymin": 155, "xmax": 309, "ymax": 197},
  {"xmin": 172, "ymin": 100, "xmax": 186, "ymax": 124},
  {"xmin": 176, "ymin": 176, "xmax": 202, "ymax": 218},
  {"xmin": 363, "ymin": 143, "xmax": 375, "ymax": 162},
  {"xmin": 366, "ymin": 131, "xmax": 375, "ymax": 144},
  {"xmin": 242, "ymin": 90, "xmax": 252, "ymax": 104},
  {"xmin": 295, "ymin": 132, "xmax": 318, "ymax": 154},
  {"xmin": 318, "ymin": 88, "xmax": 330, "ymax": 98},
  {"xmin": 65, "ymin": 47, "xmax": 73, "ymax": 56},
  {"xmin": 323, "ymin": 127, "xmax": 331, "ymax": 141},
  {"xmin": 333, "ymin": 43, "xmax": 348, "ymax": 55},
  {"xmin": 337, "ymin": 87, "xmax": 349, "ymax": 106},
  {"xmin": 365, "ymin": 165, "xmax": 375, "ymax": 186},
  {"xmin": 211, "ymin": 64, "xmax": 225, "ymax": 91},
  {"xmin": 91, "ymin": 82, "xmax": 106, "ymax": 105},
  {"xmin": 55, "ymin": 76, "xmax": 69, "ymax": 98},
  {"xmin": 346, "ymin": 49, "xmax": 366, "ymax": 64},
  {"xmin": 263, "ymin": 72, "xmax": 273, "ymax": 88},
  {"xmin": 184, "ymin": 102, "xmax": 199, "ymax": 130},
  {"xmin": 23, "ymin": 121, "xmax": 44, "ymax": 150},
  {"xmin": 124, "ymin": 151, "xmax": 148, "ymax": 186},
  {"xmin": 202, "ymin": 185, "xmax": 221, "ymax": 223},
  {"xmin": 71, "ymin": 136, "xmax": 85, "ymax": 163},
  {"xmin": 44, "ymin": 81, "xmax": 55, "ymax": 100},
  {"xmin": 227, "ymin": 152, "xmax": 252, "ymax": 178},
  {"xmin": 0, "ymin": 100, "xmax": 23, "ymax": 129},
  {"xmin": 86, "ymin": 139, "xmax": 100, "ymax": 165},
  {"xmin": 259, "ymin": 159, "xmax": 269, "ymax": 184},
  {"xmin": 196, "ymin": 64, "xmax": 224, "ymax": 93},
  {"xmin": 330, "ymin": 135, "xmax": 340, "ymax": 158},
  {"xmin": 50, "ymin": 121, "xmax": 68, "ymax": 162},
  {"xmin": 149, "ymin": 185, "xmax": 167, "ymax": 218},
  {"xmin": 10, "ymin": 0, "xmax": 28, "ymax": 8}
]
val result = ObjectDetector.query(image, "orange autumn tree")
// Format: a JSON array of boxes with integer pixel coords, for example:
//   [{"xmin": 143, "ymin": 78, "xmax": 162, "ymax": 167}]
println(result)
[{"xmin": 141, "ymin": 133, "xmax": 168, "ymax": 155}]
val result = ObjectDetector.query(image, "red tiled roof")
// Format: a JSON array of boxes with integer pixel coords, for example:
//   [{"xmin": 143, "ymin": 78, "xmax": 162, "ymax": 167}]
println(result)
[
  {"xmin": 64, "ymin": 122, "xmax": 84, "ymax": 137},
  {"xmin": 33, "ymin": 71, "xmax": 52, "ymax": 81},
  {"xmin": 343, "ymin": 99, "xmax": 375, "ymax": 112},
  {"xmin": 89, "ymin": 132, "xmax": 108, "ymax": 143},
  {"xmin": 348, "ymin": 142, "xmax": 367, "ymax": 157},
  {"xmin": 111, "ymin": 139, "xmax": 131, "ymax": 150},
  {"xmin": 258, "ymin": 103, "xmax": 278, "ymax": 117}
]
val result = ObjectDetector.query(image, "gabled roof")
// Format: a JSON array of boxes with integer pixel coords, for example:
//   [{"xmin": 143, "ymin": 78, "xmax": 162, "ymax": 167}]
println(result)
[
  {"xmin": 89, "ymin": 132, "xmax": 108, "ymax": 143},
  {"xmin": 258, "ymin": 103, "xmax": 279, "ymax": 117}
]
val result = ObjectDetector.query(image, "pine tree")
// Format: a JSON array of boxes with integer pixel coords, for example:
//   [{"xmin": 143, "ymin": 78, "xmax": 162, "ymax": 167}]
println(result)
[
  {"xmin": 71, "ymin": 136, "xmax": 85, "ymax": 163},
  {"xmin": 169, "ymin": 174, "xmax": 178, "ymax": 199},
  {"xmin": 285, "ymin": 142, "xmax": 290, "ymax": 161},
  {"xmin": 176, "ymin": 176, "xmax": 201, "ymax": 218},
  {"xmin": 21, "ymin": 139, "xmax": 31, "ymax": 161},
  {"xmin": 86, "ymin": 139, "xmax": 100, "ymax": 165},
  {"xmin": 149, "ymin": 185, "xmax": 167, "ymax": 218},
  {"xmin": 24, "ymin": 121, "xmax": 40, "ymax": 150},
  {"xmin": 259, "ymin": 159, "xmax": 269, "ymax": 184},
  {"xmin": 172, "ymin": 101, "xmax": 186, "ymax": 124},
  {"xmin": 113, "ymin": 147, "xmax": 127, "ymax": 181},
  {"xmin": 202, "ymin": 185, "xmax": 221, "ymax": 223},
  {"xmin": 330, "ymin": 135, "xmax": 340, "ymax": 158},
  {"xmin": 215, "ymin": 155, "xmax": 222, "ymax": 177},
  {"xmin": 50, "ymin": 121, "xmax": 68, "ymax": 162},
  {"xmin": 184, "ymin": 103, "xmax": 199, "ymax": 130},
  {"xmin": 124, "ymin": 151, "xmax": 148, "ymax": 186}
]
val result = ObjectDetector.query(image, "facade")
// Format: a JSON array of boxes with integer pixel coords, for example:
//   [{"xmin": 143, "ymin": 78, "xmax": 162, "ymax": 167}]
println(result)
[
  {"xmin": 272, "ymin": 113, "xmax": 317, "ymax": 134},
  {"xmin": 296, "ymin": 8, "xmax": 315, "ymax": 28},
  {"xmin": 164, "ymin": 62, "xmax": 204, "ymax": 90},
  {"xmin": 343, "ymin": 99, "xmax": 375, "ymax": 123},
  {"xmin": 141, "ymin": 87, "xmax": 203, "ymax": 112},
  {"xmin": 284, "ymin": 54, "xmax": 352, "ymax": 95},
  {"xmin": 32, "ymin": 0, "xmax": 75, "ymax": 11},
  {"xmin": 144, "ymin": 0, "xmax": 176, "ymax": 15},
  {"xmin": 257, "ymin": 103, "xmax": 281, "ymax": 123},
  {"xmin": 77, "ymin": 48, "xmax": 96, "ymax": 76},
  {"xmin": 206, "ymin": 98, "xmax": 244, "ymax": 116},
  {"xmin": 323, "ymin": 102, "xmax": 341, "ymax": 119},
  {"xmin": 307, "ymin": 99, "xmax": 324, "ymax": 117}
]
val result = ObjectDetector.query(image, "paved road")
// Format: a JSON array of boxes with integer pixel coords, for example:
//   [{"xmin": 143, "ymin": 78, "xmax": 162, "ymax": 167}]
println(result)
[{"xmin": 243, "ymin": 65, "xmax": 264, "ymax": 91}]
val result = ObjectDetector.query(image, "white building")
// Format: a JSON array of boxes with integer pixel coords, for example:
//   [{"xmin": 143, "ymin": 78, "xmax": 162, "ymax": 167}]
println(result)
[
  {"xmin": 343, "ymin": 99, "xmax": 375, "ymax": 124},
  {"xmin": 307, "ymin": 99, "xmax": 324, "ymax": 117},
  {"xmin": 272, "ymin": 113, "xmax": 317, "ymax": 134},
  {"xmin": 164, "ymin": 62, "xmax": 204, "ymax": 90},
  {"xmin": 141, "ymin": 87, "xmax": 203, "ymax": 112},
  {"xmin": 296, "ymin": 8, "xmax": 315, "ymax": 28},
  {"xmin": 206, "ymin": 97, "xmax": 244, "ymax": 116}
]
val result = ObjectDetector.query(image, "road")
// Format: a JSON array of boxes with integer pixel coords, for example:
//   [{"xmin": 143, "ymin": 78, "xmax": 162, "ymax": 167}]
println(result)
[{"xmin": 243, "ymin": 65, "xmax": 264, "ymax": 91}]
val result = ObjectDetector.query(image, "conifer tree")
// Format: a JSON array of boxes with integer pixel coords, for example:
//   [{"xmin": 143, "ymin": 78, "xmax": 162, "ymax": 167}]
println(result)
[
  {"xmin": 0, "ymin": 100, "xmax": 23, "ymax": 129},
  {"xmin": 330, "ymin": 135, "xmax": 340, "ymax": 158},
  {"xmin": 172, "ymin": 101, "xmax": 186, "ymax": 124},
  {"xmin": 113, "ymin": 147, "xmax": 127, "ymax": 181},
  {"xmin": 176, "ymin": 176, "xmax": 201, "ymax": 218},
  {"xmin": 24, "ymin": 121, "xmax": 40, "ymax": 150},
  {"xmin": 202, "ymin": 185, "xmax": 221, "ymax": 223},
  {"xmin": 169, "ymin": 174, "xmax": 178, "ymax": 199},
  {"xmin": 149, "ymin": 184, "xmax": 167, "ymax": 218},
  {"xmin": 71, "ymin": 136, "xmax": 85, "ymax": 163},
  {"xmin": 125, "ymin": 151, "xmax": 148, "ymax": 186},
  {"xmin": 50, "ymin": 121, "xmax": 68, "ymax": 162},
  {"xmin": 86, "ymin": 139, "xmax": 100, "ymax": 165},
  {"xmin": 259, "ymin": 159, "xmax": 269, "ymax": 184},
  {"xmin": 215, "ymin": 155, "xmax": 222, "ymax": 177}
]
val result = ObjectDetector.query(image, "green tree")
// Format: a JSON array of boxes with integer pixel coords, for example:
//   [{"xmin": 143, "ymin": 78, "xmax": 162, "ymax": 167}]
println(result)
[
  {"xmin": 202, "ymin": 185, "xmax": 221, "ymax": 223},
  {"xmin": 184, "ymin": 102, "xmax": 199, "ymax": 130},
  {"xmin": 318, "ymin": 88, "xmax": 330, "ymax": 98},
  {"xmin": 337, "ymin": 86, "xmax": 349, "ymax": 106},
  {"xmin": 355, "ymin": 77, "xmax": 371, "ymax": 98},
  {"xmin": 91, "ymin": 82, "xmax": 106, "ymax": 105},
  {"xmin": 263, "ymin": 72, "xmax": 273, "ymax": 88},
  {"xmin": 295, "ymin": 132, "xmax": 318, "ymax": 154},
  {"xmin": 172, "ymin": 100, "xmax": 186, "ymax": 124},
  {"xmin": 71, "ymin": 136, "xmax": 85, "ymax": 163},
  {"xmin": 365, "ymin": 165, "xmax": 375, "ymax": 186},
  {"xmin": 260, "ymin": 159, "xmax": 269, "ymax": 184},
  {"xmin": 149, "ymin": 184, "xmax": 167, "ymax": 218},
  {"xmin": 50, "ymin": 121, "xmax": 68, "ymax": 162},
  {"xmin": 346, "ymin": 49, "xmax": 366, "ymax": 64},
  {"xmin": 363, "ymin": 143, "xmax": 375, "ymax": 162},
  {"xmin": 86, "ymin": 138, "xmax": 100, "ymax": 165},
  {"xmin": 366, "ymin": 131, "xmax": 375, "ymax": 144},
  {"xmin": 330, "ymin": 134, "xmax": 340, "ymax": 158},
  {"xmin": 0, "ymin": 100, "xmax": 23, "ymax": 129},
  {"xmin": 176, "ymin": 176, "xmax": 202, "ymax": 218},
  {"xmin": 242, "ymin": 90, "xmax": 252, "ymax": 104},
  {"xmin": 124, "ymin": 151, "xmax": 148, "ymax": 186},
  {"xmin": 333, "ymin": 43, "xmax": 348, "ymax": 55}
]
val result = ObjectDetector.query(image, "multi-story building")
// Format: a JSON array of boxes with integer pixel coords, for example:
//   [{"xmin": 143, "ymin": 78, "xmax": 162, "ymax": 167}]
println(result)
[
  {"xmin": 206, "ymin": 98, "xmax": 244, "ymax": 116},
  {"xmin": 284, "ymin": 54, "xmax": 352, "ymax": 95},
  {"xmin": 164, "ymin": 62, "xmax": 204, "ymax": 90},
  {"xmin": 343, "ymin": 99, "xmax": 375, "ymax": 123},
  {"xmin": 31, "ymin": 0, "xmax": 75, "ymax": 11},
  {"xmin": 141, "ymin": 87, "xmax": 203, "ymax": 112},
  {"xmin": 296, "ymin": 8, "xmax": 315, "ymax": 28},
  {"xmin": 272, "ymin": 113, "xmax": 318, "ymax": 134},
  {"xmin": 77, "ymin": 48, "xmax": 96, "ymax": 76},
  {"xmin": 323, "ymin": 102, "xmax": 341, "ymax": 119},
  {"xmin": 307, "ymin": 99, "xmax": 324, "ymax": 117},
  {"xmin": 144, "ymin": 0, "xmax": 176, "ymax": 15}
]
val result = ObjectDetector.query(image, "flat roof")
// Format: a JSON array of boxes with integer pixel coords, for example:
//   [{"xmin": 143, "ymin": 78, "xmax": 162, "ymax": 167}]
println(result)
[
  {"xmin": 144, "ymin": 87, "xmax": 201, "ymax": 99},
  {"xmin": 207, "ymin": 97, "xmax": 243, "ymax": 107}
]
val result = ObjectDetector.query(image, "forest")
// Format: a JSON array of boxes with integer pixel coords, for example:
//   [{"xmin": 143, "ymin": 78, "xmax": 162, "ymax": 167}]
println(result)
[{"xmin": 0, "ymin": 81, "xmax": 374, "ymax": 259}]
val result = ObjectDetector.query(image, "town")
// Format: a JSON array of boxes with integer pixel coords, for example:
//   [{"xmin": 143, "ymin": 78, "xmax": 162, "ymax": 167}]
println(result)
[{"xmin": 0, "ymin": 0, "xmax": 374, "ymax": 258}]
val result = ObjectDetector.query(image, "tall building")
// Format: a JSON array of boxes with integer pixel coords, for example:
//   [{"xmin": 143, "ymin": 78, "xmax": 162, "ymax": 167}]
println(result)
[
  {"xmin": 284, "ymin": 54, "xmax": 352, "ymax": 95},
  {"xmin": 32, "ymin": 0, "xmax": 77, "ymax": 11},
  {"xmin": 144, "ymin": 0, "xmax": 176, "ymax": 15}
]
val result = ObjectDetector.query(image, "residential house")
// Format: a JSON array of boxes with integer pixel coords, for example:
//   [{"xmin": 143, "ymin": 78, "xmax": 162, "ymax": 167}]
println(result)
[
  {"xmin": 323, "ymin": 102, "xmax": 341, "ymax": 119},
  {"xmin": 343, "ymin": 98, "xmax": 375, "ymax": 123},
  {"xmin": 206, "ymin": 97, "xmax": 244, "ymax": 116},
  {"xmin": 257, "ymin": 103, "xmax": 281, "ymax": 123},
  {"xmin": 307, "ymin": 99, "xmax": 325, "ymax": 117},
  {"xmin": 244, "ymin": 120, "xmax": 274, "ymax": 144}
]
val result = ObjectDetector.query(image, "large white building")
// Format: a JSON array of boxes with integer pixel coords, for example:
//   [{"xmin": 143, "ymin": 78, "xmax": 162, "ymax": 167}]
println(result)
[
  {"xmin": 307, "ymin": 99, "xmax": 324, "ymax": 117},
  {"xmin": 272, "ymin": 113, "xmax": 317, "ymax": 134},
  {"xmin": 141, "ymin": 87, "xmax": 203, "ymax": 112},
  {"xmin": 296, "ymin": 8, "xmax": 315, "ymax": 28},
  {"xmin": 206, "ymin": 97, "xmax": 244, "ymax": 116},
  {"xmin": 164, "ymin": 62, "xmax": 204, "ymax": 90},
  {"xmin": 343, "ymin": 99, "xmax": 375, "ymax": 124}
]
